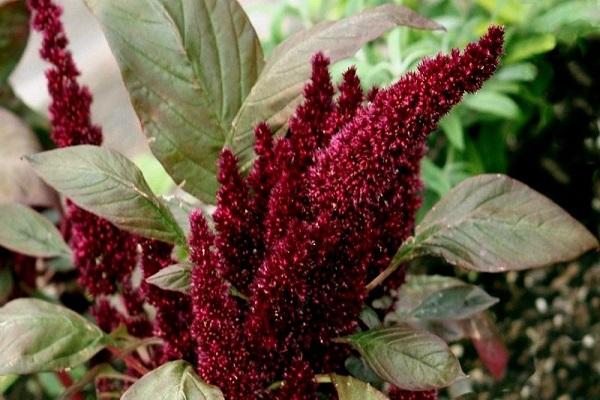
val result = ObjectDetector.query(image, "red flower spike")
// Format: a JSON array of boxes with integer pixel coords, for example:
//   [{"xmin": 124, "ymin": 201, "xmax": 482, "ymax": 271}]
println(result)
[
  {"xmin": 287, "ymin": 52, "xmax": 335, "ymax": 167},
  {"xmin": 140, "ymin": 239, "xmax": 194, "ymax": 362},
  {"xmin": 28, "ymin": 0, "xmax": 102, "ymax": 147},
  {"xmin": 191, "ymin": 27, "xmax": 504, "ymax": 399},
  {"xmin": 189, "ymin": 211, "xmax": 266, "ymax": 398},
  {"xmin": 272, "ymin": 358, "xmax": 318, "ymax": 400},
  {"xmin": 248, "ymin": 122, "xmax": 277, "ymax": 215},
  {"xmin": 29, "ymin": 0, "xmax": 141, "ymax": 302},
  {"xmin": 324, "ymin": 67, "xmax": 364, "ymax": 136},
  {"xmin": 214, "ymin": 150, "xmax": 262, "ymax": 291},
  {"xmin": 67, "ymin": 203, "xmax": 138, "ymax": 296}
]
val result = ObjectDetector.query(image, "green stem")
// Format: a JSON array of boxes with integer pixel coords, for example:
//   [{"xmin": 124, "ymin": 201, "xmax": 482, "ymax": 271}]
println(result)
[
  {"xmin": 267, "ymin": 374, "xmax": 332, "ymax": 392},
  {"xmin": 365, "ymin": 237, "xmax": 416, "ymax": 292}
]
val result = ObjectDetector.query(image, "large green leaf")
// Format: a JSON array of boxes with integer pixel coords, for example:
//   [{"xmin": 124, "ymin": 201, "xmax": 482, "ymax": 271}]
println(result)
[
  {"xmin": 0, "ymin": 203, "xmax": 71, "ymax": 258},
  {"xmin": 330, "ymin": 374, "xmax": 388, "ymax": 400},
  {"xmin": 85, "ymin": 0, "xmax": 263, "ymax": 203},
  {"xmin": 0, "ymin": 299, "xmax": 109, "ymax": 374},
  {"xmin": 230, "ymin": 4, "xmax": 442, "ymax": 169},
  {"xmin": 122, "ymin": 360, "xmax": 224, "ymax": 400},
  {"xmin": 0, "ymin": 0, "xmax": 29, "ymax": 84},
  {"xmin": 146, "ymin": 262, "xmax": 192, "ymax": 295},
  {"xmin": 0, "ymin": 108, "xmax": 54, "ymax": 206},
  {"xmin": 344, "ymin": 324, "xmax": 464, "ymax": 390},
  {"xmin": 396, "ymin": 174, "xmax": 598, "ymax": 272},
  {"xmin": 26, "ymin": 145, "xmax": 186, "ymax": 245}
]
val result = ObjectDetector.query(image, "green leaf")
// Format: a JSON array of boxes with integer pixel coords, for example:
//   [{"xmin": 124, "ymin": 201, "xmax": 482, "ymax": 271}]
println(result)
[
  {"xmin": 439, "ymin": 111, "xmax": 464, "ymax": 151},
  {"xmin": 400, "ymin": 174, "xmax": 599, "ymax": 272},
  {"xmin": 421, "ymin": 158, "xmax": 451, "ymax": 197},
  {"xmin": 0, "ymin": 267, "xmax": 13, "ymax": 304},
  {"xmin": 85, "ymin": 0, "xmax": 263, "ymax": 203},
  {"xmin": 162, "ymin": 195, "xmax": 198, "ymax": 236},
  {"xmin": 505, "ymin": 34, "xmax": 556, "ymax": 63},
  {"xmin": 530, "ymin": 1, "xmax": 599, "ymax": 34},
  {"xmin": 230, "ymin": 4, "xmax": 443, "ymax": 169},
  {"xmin": 359, "ymin": 307, "xmax": 382, "ymax": 330},
  {"xmin": 475, "ymin": 0, "xmax": 525, "ymax": 24},
  {"xmin": 0, "ymin": 374, "xmax": 18, "ymax": 394},
  {"xmin": 495, "ymin": 63, "xmax": 537, "ymax": 82},
  {"xmin": 410, "ymin": 285, "xmax": 498, "ymax": 320},
  {"xmin": 344, "ymin": 356, "xmax": 384, "ymax": 387},
  {"xmin": 0, "ymin": 298, "xmax": 109, "ymax": 374},
  {"xmin": 463, "ymin": 90, "xmax": 520, "ymax": 120},
  {"xmin": 133, "ymin": 153, "xmax": 175, "ymax": 196},
  {"xmin": 0, "ymin": 0, "xmax": 29, "ymax": 84},
  {"xmin": 388, "ymin": 274, "xmax": 467, "ymax": 321},
  {"xmin": 330, "ymin": 374, "xmax": 389, "ymax": 400},
  {"xmin": 122, "ymin": 360, "xmax": 224, "ymax": 400},
  {"xmin": 0, "ymin": 203, "xmax": 71, "ymax": 258},
  {"xmin": 26, "ymin": 145, "xmax": 186, "ymax": 246},
  {"xmin": 146, "ymin": 262, "xmax": 192, "ymax": 295},
  {"xmin": 344, "ymin": 324, "xmax": 464, "ymax": 390},
  {"xmin": 0, "ymin": 108, "xmax": 54, "ymax": 207}
]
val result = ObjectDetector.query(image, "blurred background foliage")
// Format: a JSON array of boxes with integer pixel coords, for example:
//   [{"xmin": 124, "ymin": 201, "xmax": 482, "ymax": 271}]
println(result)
[{"xmin": 245, "ymin": 0, "xmax": 600, "ymax": 398}]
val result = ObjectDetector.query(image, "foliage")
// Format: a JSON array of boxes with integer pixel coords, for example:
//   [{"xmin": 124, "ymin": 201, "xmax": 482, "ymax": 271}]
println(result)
[{"xmin": 0, "ymin": 0, "xmax": 597, "ymax": 399}]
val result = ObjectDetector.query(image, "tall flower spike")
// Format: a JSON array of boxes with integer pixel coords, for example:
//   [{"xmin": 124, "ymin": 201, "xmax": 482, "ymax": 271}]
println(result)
[
  {"xmin": 213, "ymin": 150, "xmax": 262, "ymax": 291},
  {"xmin": 247, "ymin": 122, "xmax": 277, "ymax": 214},
  {"xmin": 28, "ymin": 0, "xmax": 102, "ymax": 147},
  {"xmin": 29, "ymin": 0, "xmax": 141, "ymax": 298},
  {"xmin": 241, "ymin": 26, "xmax": 504, "ymax": 398},
  {"xmin": 324, "ymin": 67, "xmax": 364, "ymax": 136},
  {"xmin": 287, "ymin": 52, "xmax": 335, "ymax": 166},
  {"xmin": 189, "ymin": 211, "xmax": 266, "ymax": 398},
  {"xmin": 67, "ymin": 203, "xmax": 138, "ymax": 296}
]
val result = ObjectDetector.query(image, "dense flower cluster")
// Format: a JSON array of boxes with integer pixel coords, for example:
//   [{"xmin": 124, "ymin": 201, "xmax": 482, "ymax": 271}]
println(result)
[
  {"xmin": 29, "ymin": 0, "xmax": 132, "ymax": 296},
  {"xmin": 189, "ymin": 27, "xmax": 504, "ymax": 399},
  {"xmin": 29, "ymin": 0, "xmax": 503, "ymax": 395},
  {"xmin": 29, "ymin": 0, "xmax": 189, "ymax": 362}
]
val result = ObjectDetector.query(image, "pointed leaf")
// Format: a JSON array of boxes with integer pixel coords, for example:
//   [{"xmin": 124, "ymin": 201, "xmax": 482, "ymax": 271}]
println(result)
[
  {"xmin": 0, "ymin": 108, "xmax": 54, "ymax": 207},
  {"xmin": 330, "ymin": 374, "xmax": 389, "ymax": 400},
  {"xmin": 462, "ymin": 313, "xmax": 508, "ymax": 380},
  {"xmin": 85, "ymin": 0, "xmax": 263, "ymax": 203},
  {"xmin": 26, "ymin": 145, "xmax": 186, "ymax": 245},
  {"xmin": 0, "ymin": 299, "xmax": 109, "ymax": 374},
  {"xmin": 344, "ymin": 356, "xmax": 384, "ymax": 387},
  {"xmin": 146, "ymin": 262, "xmax": 192, "ymax": 294},
  {"xmin": 463, "ymin": 90, "xmax": 520, "ymax": 120},
  {"xmin": 410, "ymin": 284, "xmax": 498, "ymax": 320},
  {"xmin": 345, "ymin": 323, "xmax": 464, "ymax": 390},
  {"xmin": 230, "ymin": 4, "xmax": 443, "ymax": 168},
  {"xmin": 122, "ymin": 360, "xmax": 224, "ymax": 400},
  {"xmin": 0, "ymin": 0, "xmax": 29, "ymax": 84},
  {"xmin": 400, "ymin": 174, "xmax": 598, "ymax": 272},
  {"xmin": 0, "ymin": 203, "xmax": 71, "ymax": 258},
  {"xmin": 387, "ymin": 275, "xmax": 465, "ymax": 321}
]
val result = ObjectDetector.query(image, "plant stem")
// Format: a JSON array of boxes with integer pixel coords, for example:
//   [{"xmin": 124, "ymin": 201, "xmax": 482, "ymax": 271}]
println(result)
[
  {"xmin": 365, "ymin": 238, "xmax": 416, "ymax": 292},
  {"xmin": 56, "ymin": 370, "xmax": 84, "ymax": 400},
  {"xmin": 107, "ymin": 347, "xmax": 150, "ymax": 376},
  {"xmin": 267, "ymin": 374, "xmax": 333, "ymax": 391}
]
